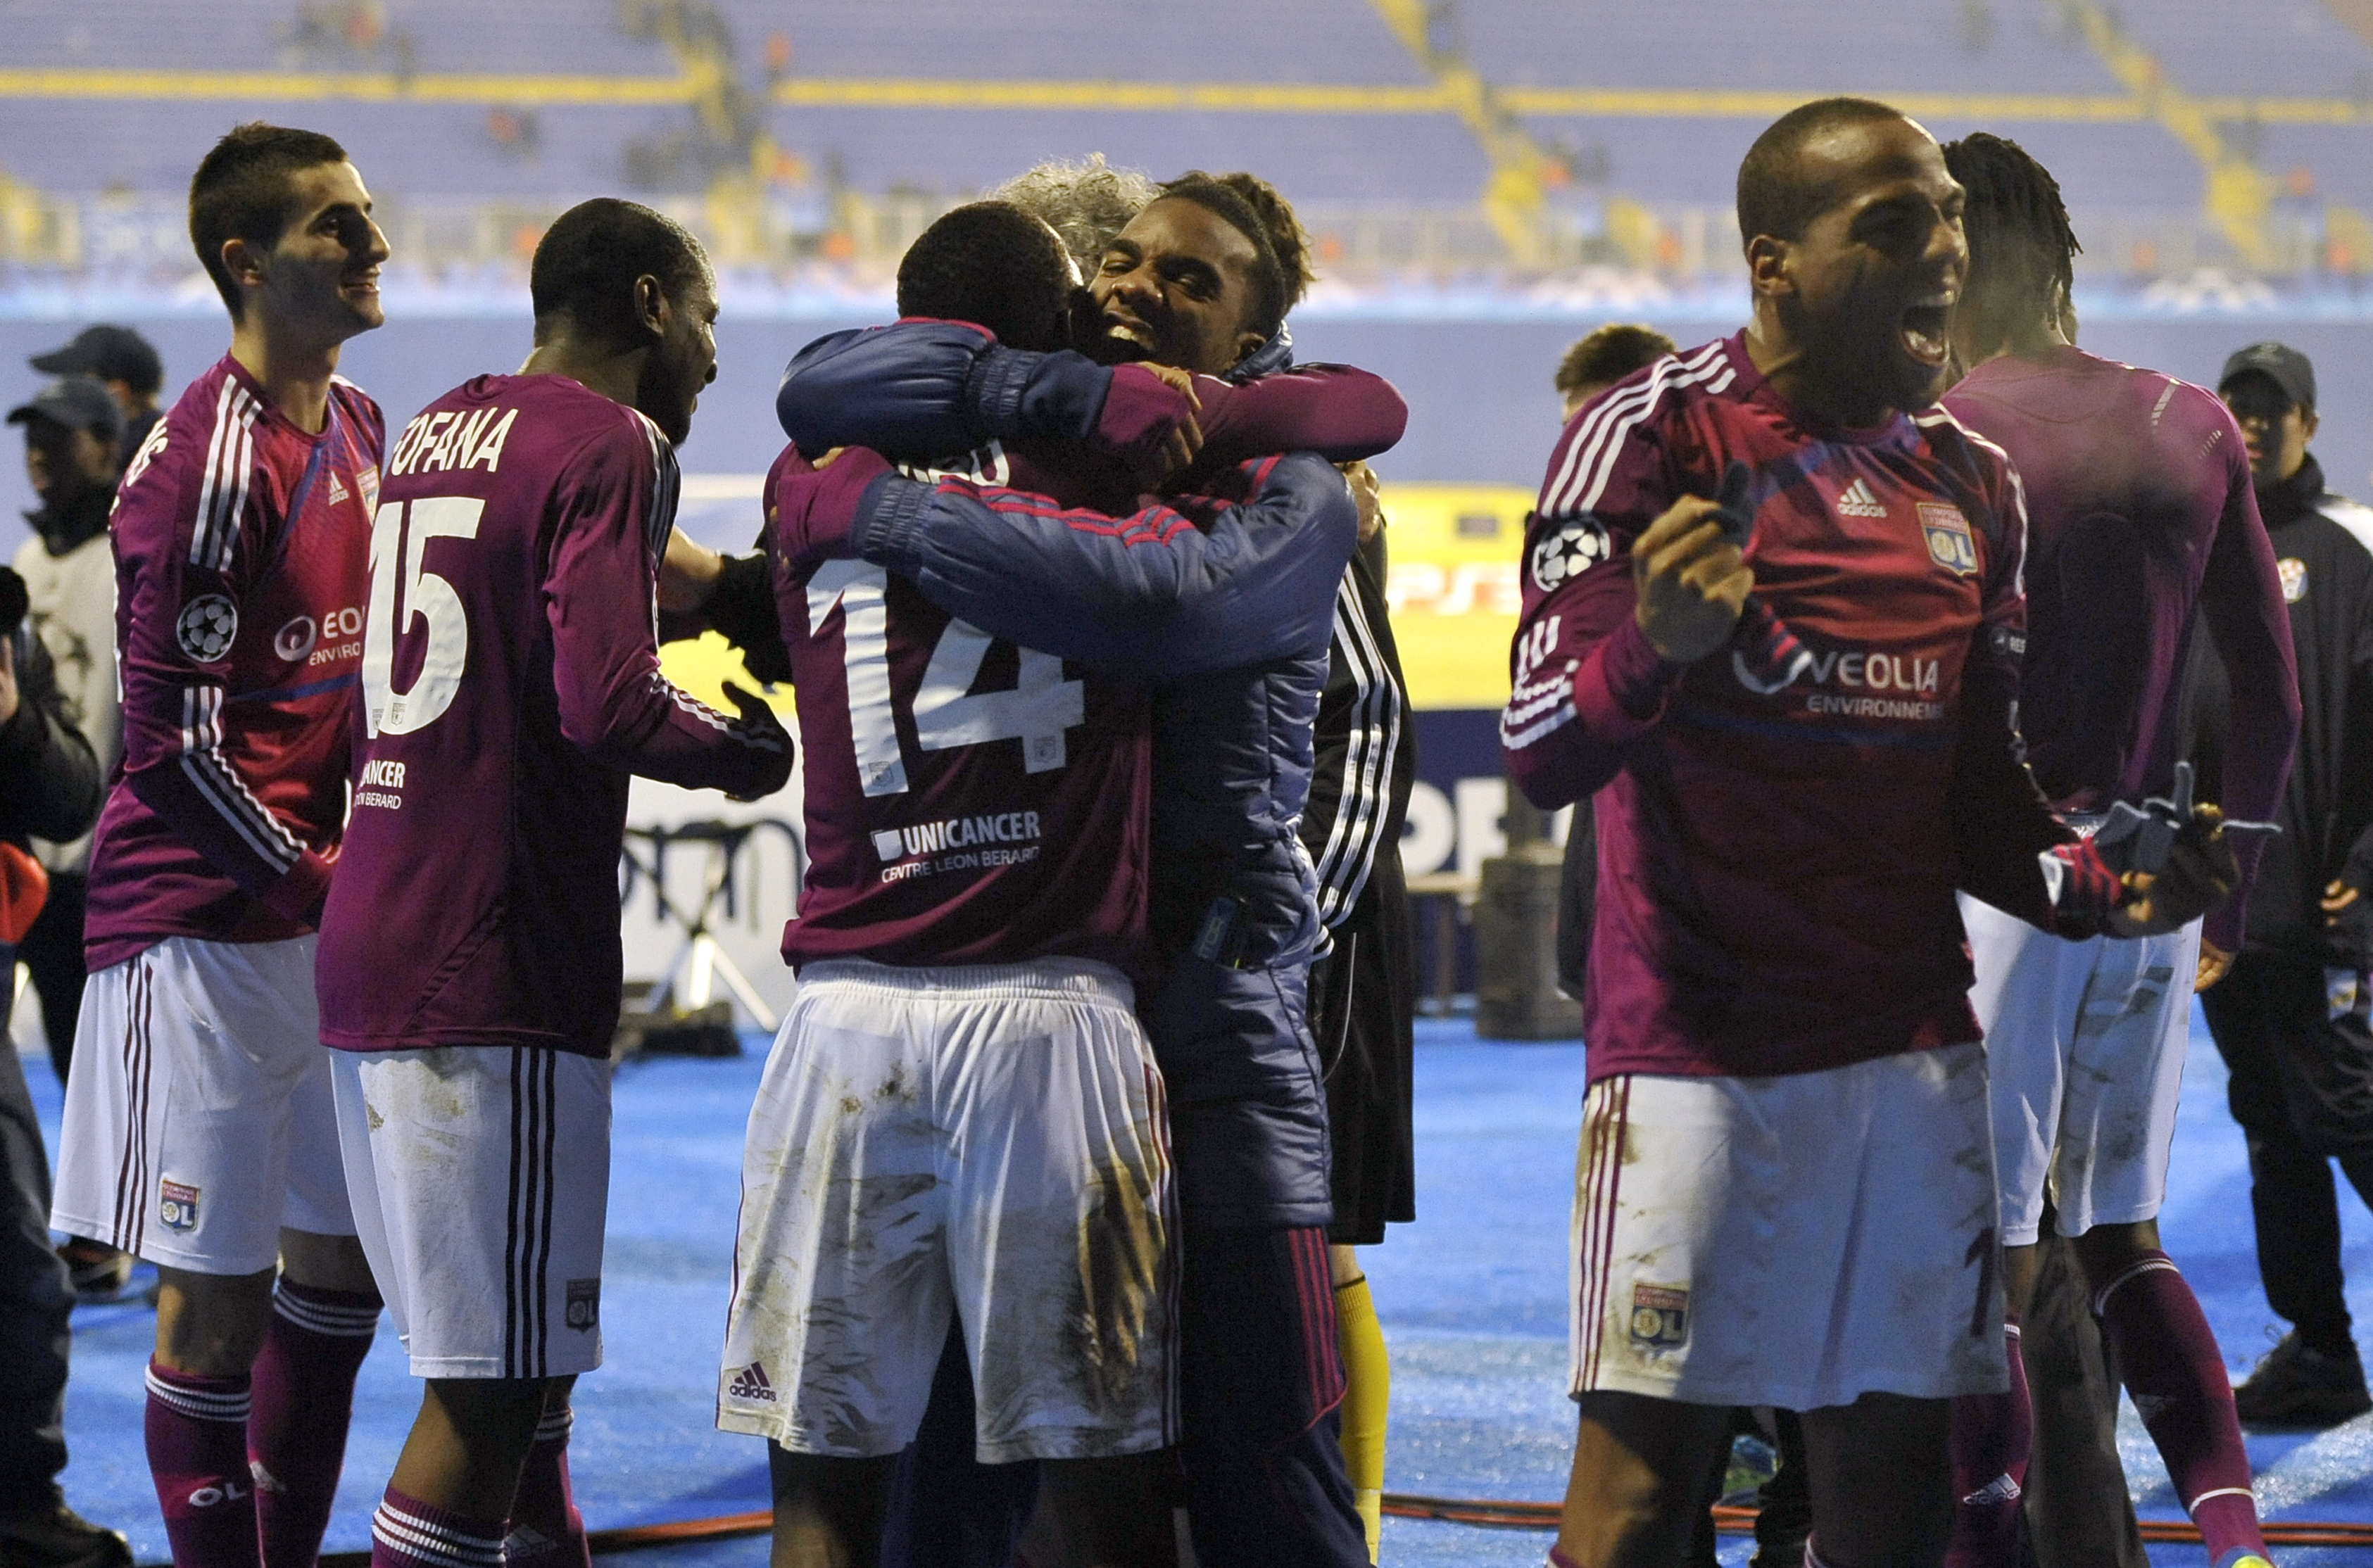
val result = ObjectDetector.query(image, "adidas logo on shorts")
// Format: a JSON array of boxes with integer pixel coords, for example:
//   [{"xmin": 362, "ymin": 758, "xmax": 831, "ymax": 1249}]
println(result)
[
  {"xmin": 728, "ymin": 1362, "xmax": 779, "ymax": 1403},
  {"xmin": 1837, "ymin": 478, "xmax": 1889, "ymax": 518}
]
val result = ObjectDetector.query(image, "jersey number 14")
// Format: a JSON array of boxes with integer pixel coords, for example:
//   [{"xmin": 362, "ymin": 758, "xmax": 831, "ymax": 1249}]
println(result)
[{"xmin": 808, "ymin": 559, "xmax": 1083, "ymax": 798}]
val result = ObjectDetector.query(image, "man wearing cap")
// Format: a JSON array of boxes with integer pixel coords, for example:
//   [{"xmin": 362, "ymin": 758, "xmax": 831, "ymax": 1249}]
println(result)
[
  {"xmin": 6, "ymin": 377, "xmax": 130, "ymax": 1299},
  {"xmin": 30, "ymin": 325, "xmax": 165, "ymax": 464},
  {"xmin": 2193, "ymin": 341, "xmax": 2373, "ymax": 1427}
]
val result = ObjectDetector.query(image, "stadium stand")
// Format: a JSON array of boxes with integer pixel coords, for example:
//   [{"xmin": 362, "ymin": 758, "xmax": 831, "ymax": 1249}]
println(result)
[{"xmin": 4, "ymin": 0, "xmax": 2373, "ymax": 275}]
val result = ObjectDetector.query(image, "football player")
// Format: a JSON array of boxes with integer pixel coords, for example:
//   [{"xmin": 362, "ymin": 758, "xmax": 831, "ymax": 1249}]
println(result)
[
  {"xmin": 1939, "ymin": 131, "xmax": 2297, "ymax": 1568},
  {"xmin": 49, "ymin": 122, "xmax": 391, "ymax": 1568},
  {"xmin": 1501, "ymin": 99, "xmax": 2236, "ymax": 1567},
  {"xmin": 316, "ymin": 199, "xmax": 789, "ymax": 1568}
]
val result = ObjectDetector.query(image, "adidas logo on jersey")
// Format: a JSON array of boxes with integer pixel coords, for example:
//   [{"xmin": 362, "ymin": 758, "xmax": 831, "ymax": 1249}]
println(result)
[
  {"xmin": 326, "ymin": 472, "xmax": 351, "ymax": 507},
  {"xmin": 1836, "ymin": 479, "xmax": 1889, "ymax": 518},
  {"xmin": 728, "ymin": 1362, "xmax": 779, "ymax": 1402}
]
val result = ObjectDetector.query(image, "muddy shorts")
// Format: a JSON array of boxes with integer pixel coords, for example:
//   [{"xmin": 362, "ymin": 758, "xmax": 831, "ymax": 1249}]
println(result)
[
  {"xmin": 330, "ymin": 1043, "xmax": 611, "ymax": 1379},
  {"xmin": 1960, "ymin": 893, "xmax": 2200, "ymax": 1246},
  {"xmin": 1569, "ymin": 1042, "xmax": 2006, "ymax": 1410},
  {"xmin": 720, "ymin": 957, "xmax": 1178, "ymax": 1462}
]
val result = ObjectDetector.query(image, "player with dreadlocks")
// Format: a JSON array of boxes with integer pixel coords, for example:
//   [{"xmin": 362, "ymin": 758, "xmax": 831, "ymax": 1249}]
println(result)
[{"xmin": 1939, "ymin": 131, "xmax": 2298, "ymax": 1568}]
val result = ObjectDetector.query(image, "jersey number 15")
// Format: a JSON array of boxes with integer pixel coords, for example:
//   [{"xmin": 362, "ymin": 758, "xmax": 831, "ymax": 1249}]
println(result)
[
  {"xmin": 809, "ymin": 559, "xmax": 1083, "ymax": 798},
  {"xmin": 360, "ymin": 496, "xmax": 481, "ymax": 739}
]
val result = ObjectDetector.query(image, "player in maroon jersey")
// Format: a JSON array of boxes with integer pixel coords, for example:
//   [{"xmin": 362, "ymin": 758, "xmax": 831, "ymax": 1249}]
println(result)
[
  {"xmin": 46, "ymin": 123, "xmax": 390, "ymax": 1568},
  {"xmin": 1937, "ymin": 133, "xmax": 2295, "ymax": 1568},
  {"xmin": 315, "ymin": 200, "xmax": 790, "ymax": 1568},
  {"xmin": 1501, "ymin": 99, "xmax": 2235, "ymax": 1567}
]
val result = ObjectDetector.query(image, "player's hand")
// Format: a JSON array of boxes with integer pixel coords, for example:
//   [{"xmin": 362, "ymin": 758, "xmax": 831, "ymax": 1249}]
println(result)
[
  {"xmin": 1140, "ymin": 363, "xmax": 1202, "ymax": 408},
  {"xmin": 2108, "ymin": 807, "xmax": 2239, "ymax": 938},
  {"xmin": 2196, "ymin": 937, "xmax": 2234, "ymax": 992},
  {"xmin": 1631, "ymin": 495, "xmax": 1753, "ymax": 663},
  {"xmin": 1341, "ymin": 460, "xmax": 1385, "ymax": 544},
  {"xmin": 1135, "ymin": 366, "xmax": 1203, "ymax": 490},
  {"xmin": 721, "ymin": 681, "xmax": 791, "ymax": 800}
]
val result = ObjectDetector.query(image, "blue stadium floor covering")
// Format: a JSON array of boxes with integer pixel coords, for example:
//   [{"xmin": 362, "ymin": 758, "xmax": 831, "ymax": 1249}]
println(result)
[{"xmin": 27, "ymin": 1009, "xmax": 2373, "ymax": 1566}]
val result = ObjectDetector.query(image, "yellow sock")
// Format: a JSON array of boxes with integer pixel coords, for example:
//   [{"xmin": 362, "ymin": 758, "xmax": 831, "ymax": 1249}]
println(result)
[{"xmin": 1335, "ymin": 1272, "xmax": 1389, "ymax": 1564}]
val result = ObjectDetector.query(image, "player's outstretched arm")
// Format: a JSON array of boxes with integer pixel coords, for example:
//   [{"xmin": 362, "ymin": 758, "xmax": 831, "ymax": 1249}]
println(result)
[
  {"xmin": 778, "ymin": 321, "xmax": 1409, "ymax": 488},
  {"xmin": 2193, "ymin": 444, "xmax": 2303, "ymax": 951},
  {"xmin": 111, "ymin": 434, "xmax": 334, "ymax": 922},
  {"xmin": 774, "ymin": 320, "xmax": 1200, "ymax": 481},
  {"xmin": 774, "ymin": 447, "xmax": 1357, "ymax": 680},
  {"xmin": 1184, "ymin": 364, "xmax": 1410, "ymax": 476},
  {"xmin": 545, "ymin": 417, "xmax": 792, "ymax": 797}
]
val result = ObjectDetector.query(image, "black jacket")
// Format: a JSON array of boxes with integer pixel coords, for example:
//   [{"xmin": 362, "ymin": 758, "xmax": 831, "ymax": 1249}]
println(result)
[
  {"xmin": 1299, "ymin": 529, "xmax": 1418, "ymax": 1239},
  {"xmin": 2190, "ymin": 454, "xmax": 2373, "ymax": 961}
]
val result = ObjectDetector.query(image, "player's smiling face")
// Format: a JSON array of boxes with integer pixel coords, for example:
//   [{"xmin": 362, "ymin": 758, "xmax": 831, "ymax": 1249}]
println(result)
[
  {"xmin": 1088, "ymin": 198, "xmax": 1267, "ymax": 375},
  {"xmin": 253, "ymin": 161, "xmax": 389, "ymax": 341},
  {"xmin": 1770, "ymin": 118, "xmax": 1967, "ymax": 419}
]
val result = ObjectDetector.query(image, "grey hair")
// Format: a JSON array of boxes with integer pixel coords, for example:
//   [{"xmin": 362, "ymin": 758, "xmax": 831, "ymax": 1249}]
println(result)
[{"xmin": 991, "ymin": 153, "xmax": 1158, "ymax": 277}]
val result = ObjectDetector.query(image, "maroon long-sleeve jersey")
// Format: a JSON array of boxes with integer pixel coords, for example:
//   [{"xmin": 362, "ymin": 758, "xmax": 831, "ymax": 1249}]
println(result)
[
  {"xmin": 84, "ymin": 354, "xmax": 382, "ymax": 969},
  {"xmin": 1502, "ymin": 332, "xmax": 2074, "ymax": 1085},
  {"xmin": 317, "ymin": 374, "xmax": 789, "ymax": 1057},
  {"xmin": 1943, "ymin": 346, "xmax": 2300, "ymax": 954},
  {"xmin": 767, "ymin": 439, "xmax": 1152, "ymax": 972}
]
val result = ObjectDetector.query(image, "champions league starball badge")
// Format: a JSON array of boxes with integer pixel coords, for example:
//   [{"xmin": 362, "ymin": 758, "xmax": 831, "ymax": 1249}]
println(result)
[
  {"xmin": 175, "ymin": 593, "xmax": 239, "ymax": 663},
  {"xmin": 1530, "ymin": 519, "xmax": 1609, "ymax": 592}
]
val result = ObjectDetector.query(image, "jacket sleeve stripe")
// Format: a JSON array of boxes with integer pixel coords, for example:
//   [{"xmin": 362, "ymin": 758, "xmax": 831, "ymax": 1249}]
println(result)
[
  {"xmin": 176, "ymin": 685, "xmax": 301, "ymax": 873},
  {"xmin": 1310, "ymin": 571, "xmax": 1406, "ymax": 926}
]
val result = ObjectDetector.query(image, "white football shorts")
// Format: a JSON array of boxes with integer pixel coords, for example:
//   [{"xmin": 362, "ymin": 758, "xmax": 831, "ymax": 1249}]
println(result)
[
  {"xmin": 1960, "ymin": 892, "xmax": 2201, "ymax": 1246},
  {"xmin": 331, "ymin": 1044, "xmax": 610, "ymax": 1379},
  {"xmin": 1570, "ymin": 1042, "xmax": 2006, "ymax": 1410},
  {"xmin": 722, "ymin": 957, "xmax": 1178, "ymax": 1462},
  {"xmin": 51, "ymin": 935, "xmax": 353, "ymax": 1274}
]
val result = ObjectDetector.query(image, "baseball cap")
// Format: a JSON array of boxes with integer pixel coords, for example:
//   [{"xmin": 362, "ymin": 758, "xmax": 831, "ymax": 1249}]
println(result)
[
  {"xmin": 6, "ymin": 376, "xmax": 128, "ymax": 445},
  {"xmin": 30, "ymin": 324, "xmax": 163, "ymax": 398},
  {"xmin": 2220, "ymin": 341, "xmax": 2316, "ymax": 412}
]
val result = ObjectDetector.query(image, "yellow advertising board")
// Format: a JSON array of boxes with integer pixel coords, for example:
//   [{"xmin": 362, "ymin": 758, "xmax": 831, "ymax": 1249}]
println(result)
[
  {"xmin": 1368, "ymin": 481, "xmax": 1535, "ymax": 712},
  {"xmin": 655, "ymin": 479, "xmax": 1536, "ymax": 717}
]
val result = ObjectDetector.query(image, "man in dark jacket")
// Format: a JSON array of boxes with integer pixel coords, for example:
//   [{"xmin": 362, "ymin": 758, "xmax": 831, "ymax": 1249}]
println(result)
[
  {"xmin": 28, "ymin": 325, "xmax": 165, "ymax": 464},
  {"xmin": 0, "ymin": 567, "xmax": 120, "ymax": 1567},
  {"xmin": 2193, "ymin": 340, "xmax": 2373, "ymax": 1428}
]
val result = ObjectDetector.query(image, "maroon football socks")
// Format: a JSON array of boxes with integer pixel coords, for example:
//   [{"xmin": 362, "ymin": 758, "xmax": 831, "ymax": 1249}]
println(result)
[
  {"xmin": 1944, "ymin": 1316, "xmax": 2032, "ymax": 1565},
  {"xmin": 505, "ymin": 1403, "xmax": 592, "ymax": 1568},
  {"xmin": 146, "ymin": 1361, "xmax": 259, "ymax": 1568},
  {"xmin": 2094, "ymin": 1251, "xmax": 2267, "ymax": 1564},
  {"xmin": 248, "ymin": 1280, "xmax": 382, "ymax": 1566},
  {"xmin": 370, "ymin": 1488, "xmax": 505, "ymax": 1568}
]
